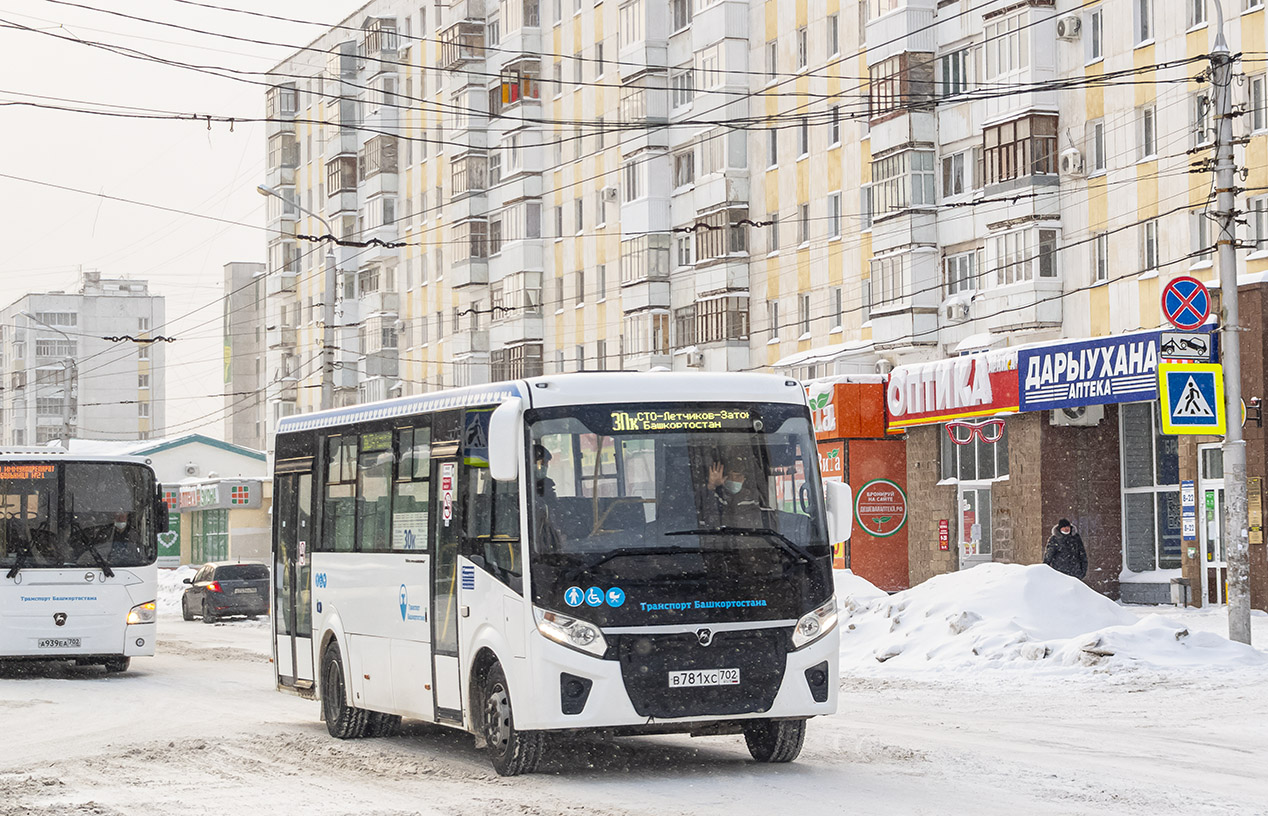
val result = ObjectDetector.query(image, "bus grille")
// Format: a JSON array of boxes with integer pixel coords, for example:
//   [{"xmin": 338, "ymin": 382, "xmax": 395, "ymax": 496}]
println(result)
[{"xmin": 613, "ymin": 628, "xmax": 790, "ymax": 718}]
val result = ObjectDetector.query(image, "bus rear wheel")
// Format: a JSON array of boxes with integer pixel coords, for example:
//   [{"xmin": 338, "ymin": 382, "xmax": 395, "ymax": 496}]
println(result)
[
  {"xmin": 102, "ymin": 657, "xmax": 131, "ymax": 674},
  {"xmin": 321, "ymin": 643, "xmax": 368, "ymax": 739},
  {"xmin": 481, "ymin": 663, "xmax": 542, "ymax": 776},
  {"xmin": 743, "ymin": 718, "xmax": 806, "ymax": 763}
]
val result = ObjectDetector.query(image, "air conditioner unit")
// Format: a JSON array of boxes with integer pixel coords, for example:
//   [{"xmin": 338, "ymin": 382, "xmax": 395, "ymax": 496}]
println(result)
[
  {"xmin": 875, "ymin": 359, "xmax": 894, "ymax": 376},
  {"xmin": 1056, "ymin": 15, "xmax": 1081, "ymax": 40},
  {"xmin": 1060, "ymin": 148, "xmax": 1085, "ymax": 178},
  {"xmin": 1050, "ymin": 404, "xmax": 1104, "ymax": 427},
  {"xmin": 944, "ymin": 301, "xmax": 970, "ymax": 322},
  {"xmin": 686, "ymin": 351, "xmax": 705, "ymax": 368},
  {"xmin": 601, "ymin": 185, "xmax": 619, "ymax": 201}
]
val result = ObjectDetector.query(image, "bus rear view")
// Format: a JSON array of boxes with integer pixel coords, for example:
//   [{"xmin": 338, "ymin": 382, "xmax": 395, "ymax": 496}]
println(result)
[{"xmin": 0, "ymin": 453, "xmax": 163, "ymax": 672}]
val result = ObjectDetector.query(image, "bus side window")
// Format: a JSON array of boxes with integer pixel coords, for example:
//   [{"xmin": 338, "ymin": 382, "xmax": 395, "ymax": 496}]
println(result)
[
  {"xmin": 392, "ymin": 425, "xmax": 431, "ymax": 551},
  {"xmin": 463, "ymin": 464, "xmax": 522, "ymax": 591},
  {"xmin": 324, "ymin": 436, "xmax": 357, "ymax": 553}
]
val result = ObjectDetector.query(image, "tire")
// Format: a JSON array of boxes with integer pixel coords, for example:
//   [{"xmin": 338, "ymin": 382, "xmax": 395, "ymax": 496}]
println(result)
[
  {"xmin": 181, "ymin": 597, "xmax": 194, "ymax": 622},
  {"xmin": 201, "ymin": 601, "xmax": 217, "ymax": 624},
  {"xmin": 743, "ymin": 719, "xmax": 807, "ymax": 763},
  {"xmin": 481, "ymin": 663, "xmax": 543, "ymax": 776},
  {"xmin": 321, "ymin": 643, "xmax": 368, "ymax": 739},
  {"xmin": 102, "ymin": 657, "xmax": 131, "ymax": 674},
  {"xmin": 365, "ymin": 711, "xmax": 402, "ymax": 738}
]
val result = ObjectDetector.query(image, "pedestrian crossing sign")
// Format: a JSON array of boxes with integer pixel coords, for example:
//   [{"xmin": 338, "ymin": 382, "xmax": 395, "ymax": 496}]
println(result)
[{"xmin": 1158, "ymin": 363, "xmax": 1226, "ymax": 435}]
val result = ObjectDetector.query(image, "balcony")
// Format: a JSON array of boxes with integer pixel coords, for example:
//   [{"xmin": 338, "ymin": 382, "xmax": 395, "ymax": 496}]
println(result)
[
  {"xmin": 268, "ymin": 326, "xmax": 298, "ymax": 349},
  {"xmin": 448, "ymin": 329, "xmax": 490, "ymax": 356},
  {"xmin": 358, "ymin": 289, "xmax": 398, "ymax": 315},
  {"xmin": 490, "ymin": 313, "xmax": 543, "ymax": 346},
  {"xmin": 620, "ymin": 279, "xmax": 671, "ymax": 312},
  {"xmin": 693, "ymin": 259, "xmax": 747, "ymax": 294},
  {"xmin": 440, "ymin": 21, "xmax": 485, "ymax": 70},
  {"xmin": 362, "ymin": 350, "xmax": 399, "ymax": 379},
  {"xmin": 866, "ymin": 0, "xmax": 935, "ymax": 64},
  {"xmin": 451, "ymin": 257, "xmax": 489, "ymax": 288},
  {"xmin": 266, "ymin": 271, "xmax": 297, "ymax": 296}
]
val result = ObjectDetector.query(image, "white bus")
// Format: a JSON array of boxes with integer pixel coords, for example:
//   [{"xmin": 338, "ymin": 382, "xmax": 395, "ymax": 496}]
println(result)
[
  {"xmin": 271, "ymin": 373, "xmax": 851, "ymax": 775},
  {"xmin": 0, "ymin": 451, "xmax": 165, "ymax": 672}
]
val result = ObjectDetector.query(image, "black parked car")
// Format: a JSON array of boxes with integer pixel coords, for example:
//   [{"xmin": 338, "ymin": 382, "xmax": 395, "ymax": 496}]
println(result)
[{"xmin": 182, "ymin": 561, "xmax": 270, "ymax": 623}]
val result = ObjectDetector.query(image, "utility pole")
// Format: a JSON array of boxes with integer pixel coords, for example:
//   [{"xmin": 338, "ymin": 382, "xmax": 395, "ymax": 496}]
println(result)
[
  {"xmin": 257, "ymin": 185, "xmax": 337, "ymax": 412},
  {"xmin": 1211, "ymin": 1, "xmax": 1252, "ymax": 645}
]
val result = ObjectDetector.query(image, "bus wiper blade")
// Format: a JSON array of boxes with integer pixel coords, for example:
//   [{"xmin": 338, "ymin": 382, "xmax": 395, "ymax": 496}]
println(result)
[
  {"xmin": 563, "ymin": 546, "xmax": 695, "ymax": 581},
  {"xmin": 665, "ymin": 527, "xmax": 817, "ymax": 564},
  {"xmin": 6, "ymin": 549, "xmax": 30, "ymax": 580},
  {"xmin": 83, "ymin": 546, "xmax": 115, "ymax": 578}
]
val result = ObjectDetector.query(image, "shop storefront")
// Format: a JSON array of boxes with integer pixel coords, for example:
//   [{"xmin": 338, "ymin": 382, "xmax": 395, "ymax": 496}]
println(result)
[{"xmin": 177, "ymin": 478, "xmax": 272, "ymax": 565}]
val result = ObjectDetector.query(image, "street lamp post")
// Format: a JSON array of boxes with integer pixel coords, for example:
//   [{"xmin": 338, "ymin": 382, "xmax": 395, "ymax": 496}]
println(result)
[
  {"xmin": 257, "ymin": 184, "xmax": 336, "ymax": 412},
  {"xmin": 21, "ymin": 311, "xmax": 78, "ymax": 446}
]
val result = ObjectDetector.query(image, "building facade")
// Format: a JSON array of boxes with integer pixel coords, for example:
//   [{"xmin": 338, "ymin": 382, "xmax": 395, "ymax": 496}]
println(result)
[
  {"xmin": 0, "ymin": 271, "xmax": 166, "ymax": 444},
  {"xmin": 223, "ymin": 262, "xmax": 267, "ymax": 451},
  {"xmin": 260, "ymin": 1, "xmax": 1268, "ymax": 608}
]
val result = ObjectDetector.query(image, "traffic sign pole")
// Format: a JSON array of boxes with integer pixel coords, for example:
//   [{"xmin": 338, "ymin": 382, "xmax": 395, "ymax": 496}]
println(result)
[{"xmin": 1211, "ymin": 9, "xmax": 1252, "ymax": 645}]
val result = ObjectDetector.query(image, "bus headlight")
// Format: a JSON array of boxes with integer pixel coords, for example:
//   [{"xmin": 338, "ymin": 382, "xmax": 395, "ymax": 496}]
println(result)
[
  {"xmin": 126, "ymin": 601, "xmax": 157, "ymax": 625},
  {"xmin": 534, "ymin": 608, "xmax": 607, "ymax": 657},
  {"xmin": 791, "ymin": 596, "xmax": 837, "ymax": 649}
]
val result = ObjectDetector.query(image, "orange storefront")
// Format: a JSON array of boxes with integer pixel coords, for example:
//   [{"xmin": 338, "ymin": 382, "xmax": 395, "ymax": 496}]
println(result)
[{"xmin": 809, "ymin": 380, "xmax": 910, "ymax": 591}]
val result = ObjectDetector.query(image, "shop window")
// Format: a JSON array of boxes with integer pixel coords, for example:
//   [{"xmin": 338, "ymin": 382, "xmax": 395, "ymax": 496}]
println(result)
[
  {"xmin": 940, "ymin": 420, "xmax": 1010, "ymax": 482},
  {"xmin": 1120, "ymin": 402, "xmax": 1181, "ymax": 571}
]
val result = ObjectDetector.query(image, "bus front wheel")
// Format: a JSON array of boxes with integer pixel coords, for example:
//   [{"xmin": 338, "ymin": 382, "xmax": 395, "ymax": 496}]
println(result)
[
  {"xmin": 321, "ymin": 643, "xmax": 368, "ymax": 739},
  {"xmin": 481, "ymin": 663, "xmax": 542, "ymax": 776},
  {"xmin": 743, "ymin": 718, "xmax": 806, "ymax": 763}
]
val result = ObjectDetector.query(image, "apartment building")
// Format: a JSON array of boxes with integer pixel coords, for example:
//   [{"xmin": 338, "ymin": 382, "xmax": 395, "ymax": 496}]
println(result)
[
  {"xmin": 0, "ymin": 271, "xmax": 165, "ymax": 444},
  {"xmin": 223, "ymin": 261, "xmax": 267, "ymax": 451},
  {"xmin": 260, "ymin": 0, "xmax": 1268, "ymax": 607}
]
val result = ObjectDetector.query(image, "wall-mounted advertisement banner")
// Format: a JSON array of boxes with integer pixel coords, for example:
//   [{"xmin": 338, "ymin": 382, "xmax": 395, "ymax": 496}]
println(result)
[
  {"xmin": 1019, "ymin": 326, "xmax": 1215, "ymax": 412},
  {"xmin": 885, "ymin": 354, "xmax": 1019, "ymax": 430}
]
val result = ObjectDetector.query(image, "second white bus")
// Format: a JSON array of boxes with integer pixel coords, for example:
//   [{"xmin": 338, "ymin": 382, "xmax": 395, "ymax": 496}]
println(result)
[{"xmin": 272, "ymin": 372, "xmax": 851, "ymax": 774}]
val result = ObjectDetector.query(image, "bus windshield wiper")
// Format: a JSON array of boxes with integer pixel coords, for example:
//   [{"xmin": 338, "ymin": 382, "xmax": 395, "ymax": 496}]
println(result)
[
  {"xmin": 665, "ymin": 527, "xmax": 817, "ymax": 564},
  {"xmin": 562, "ymin": 546, "xmax": 696, "ymax": 581},
  {"xmin": 82, "ymin": 545, "xmax": 115, "ymax": 578},
  {"xmin": 6, "ymin": 548, "xmax": 31, "ymax": 580}
]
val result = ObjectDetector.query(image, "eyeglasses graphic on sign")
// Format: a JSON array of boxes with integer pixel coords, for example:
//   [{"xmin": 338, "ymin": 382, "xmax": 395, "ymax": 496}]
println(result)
[{"xmin": 945, "ymin": 419, "xmax": 1005, "ymax": 446}]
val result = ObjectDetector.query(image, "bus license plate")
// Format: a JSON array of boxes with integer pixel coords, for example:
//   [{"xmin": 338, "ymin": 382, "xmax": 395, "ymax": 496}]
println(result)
[
  {"xmin": 38, "ymin": 638, "xmax": 80, "ymax": 649},
  {"xmin": 668, "ymin": 668, "xmax": 740, "ymax": 688},
  {"xmin": 234, "ymin": 588, "xmax": 257, "ymax": 594}
]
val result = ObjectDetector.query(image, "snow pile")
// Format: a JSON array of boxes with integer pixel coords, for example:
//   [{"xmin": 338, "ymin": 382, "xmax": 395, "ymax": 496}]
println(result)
[
  {"xmin": 836, "ymin": 563, "xmax": 1268, "ymax": 674},
  {"xmin": 157, "ymin": 565, "xmax": 197, "ymax": 615}
]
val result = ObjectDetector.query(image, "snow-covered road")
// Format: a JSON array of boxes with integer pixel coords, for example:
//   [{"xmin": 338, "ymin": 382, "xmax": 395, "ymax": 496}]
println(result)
[{"xmin": 2, "ymin": 611, "xmax": 1265, "ymax": 816}]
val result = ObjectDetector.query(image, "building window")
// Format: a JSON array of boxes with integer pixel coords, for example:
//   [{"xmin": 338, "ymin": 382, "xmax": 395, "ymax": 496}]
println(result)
[
  {"xmin": 796, "ymin": 27, "xmax": 808, "ymax": 69},
  {"xmin": 829, "ymin": 105, "xmax": 841, "ymax": 145},
  {"xmin": 677, "ymin": 235, "xmax": 693, "ymax": 267},
  {"xmin": 768, "ymin": 214, "xmax": 780, "ymax": 253},
  {"xmin": 623, "ymin": 161, "xmax": 640, "ymax": 201},
  {"xmin": 325, "ymin": 156, "xmax": 357, "ymax": 194},
  {"xmin": 696, "ymin": 296, "xmax": 749, "ymax": 343},
  {"xmin": 868, "ymin": 54, "xmax": 932, "ymax": 119},
  {"xmin": 870, "ymin": 253, "xmax": 906, "ymax": 306},
  {"xmin": 828, "ymin": 14, "xmax": 839, "ymax": 56},
  {"xmin": 798, "ymin": 203, "xmax": 810, "ymax": 246},
  {"xmin": 767, "ymin": 300, "xmax": 780, "ymax": 340},
  {"xmin": 138, "ymin": 374, "xmax": 150, "ymax": 390},
  {"xmin": 941, "ymin": 151, "xmax": 966, "ymax": 197},
  {"xmin": 695, "ymin": 208, "xmax": 749, "ymax": 262},
  {"xmin": 1142, "ymin": 219, "xmax": 1159, "ymax": 271},
  {"xmin": 993, "ymin": 228, "xmax": 1058, "ymax": 284},
  {"xmin": 1249, "ymin": 196, "xmax": 1268, "ymax": 251},
  {"xmin": 1087, "ymin": 7, "xmax": 1103, "ymax": 61},
  {"xmin": 139, "ymin": 402, "xmax": 151, "ymax": 418},
  {"xmin": 1088, "ymin": 118, "xmax": 1106, "ymax": 173},
  {"xmin": 673, "ymin": 149, "xmax": 695, "ymax": 188},
  {"xmin": 1139, "ymin": 105, "xmax": 1157, "ymax": 158},
  {"xmin": 1188, "ymin": 0, "xmax": 1206, "ymax": 28},
  {"xmin": 798, "ymin": 293, "xmax": 811, "ymax": 337},
  {"xmin": 1192, "ymin": 210, "xmax": 1213, "ymax": 261},
  {"xmin": 798, "ymin": 117, "xmax": 809, "ymax": 157},
  {"xmin": 940, "ymin": 419, "xmax": 1010, "ymax": 481},
  {"xmin": 828, "ymin": 193, "xmax": 842, "ymax": 239},
  {"xmin": 871, "ymin": 149, "xmax": 936, "ymax": 218},
  {"xmin": 765, "ymin": 41, "xmax": 777, "ymax": 82},
  {"xmin": 1135, "ymin": 0, "xmax": 1153, "ymax": 42},
  {"xmin": 767, "ymin": 128, "xmax": 778, "ymax": 168},
  {"xmin": 1251, "ymin": 75, "xmax": 1267, "ymax": 132},
  {"xmin": 940, "ymin": 48, "xmax": 970, "ymax": 97},
  {"xmin": 1192, "ymin": 93, "xmax": 1212, "ymax": 147},
  {"xmin": 984, "ymin": 12, "xmax": 1028, "ymax": 81},
  {"xmin": 831, "ymin": 288, "xmax": 843, "ymax": 330},
  {"xmin": 671, "ymin": 67, "xmax": 694, "ymax": 107},
  {"xmin": 1121, "ymin": 402, "xmax": 1180, "ymax": 572},
  {"xmin": 945, "ymin": 250, "xmax": 978, "ymax": 295},
  {"xmin": 983, "ymin": 114, "xmax": 1058, "ymax": 185},
  {"xmin": 620, "ymin": 234, "xmax": 672, "ymax": 282},
  {"xmin": 1092, "ymin": 232, "xmax": 1109, "ymax": 282}
]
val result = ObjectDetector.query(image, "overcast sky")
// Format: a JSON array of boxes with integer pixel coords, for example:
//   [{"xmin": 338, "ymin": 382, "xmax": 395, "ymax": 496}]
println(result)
[{"xmin": 0, "ymin": 0, "xmax": 361, "ymax": 441}]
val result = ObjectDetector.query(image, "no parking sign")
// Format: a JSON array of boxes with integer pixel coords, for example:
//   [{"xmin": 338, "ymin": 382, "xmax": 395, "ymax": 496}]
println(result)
[{"xmin": 1161, "ymin": 276, "xmax": 1211, "ymax": 331}]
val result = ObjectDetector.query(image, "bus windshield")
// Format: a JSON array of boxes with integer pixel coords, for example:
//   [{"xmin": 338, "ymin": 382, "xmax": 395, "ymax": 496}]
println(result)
[
  {"xmin": 0, "ymin": 461, "xmax": 157, "ymax": 571},
  {"xmin": 526, "ymin": 402, "xmax": 832, "ymax": 625}
]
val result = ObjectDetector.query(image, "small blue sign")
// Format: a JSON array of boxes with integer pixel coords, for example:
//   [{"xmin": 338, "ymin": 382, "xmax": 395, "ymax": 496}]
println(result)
[
  {"xmin": 1159, "ymin": 363, "xmax": 1225, "ymax": 434},
  {"xmin": 585, "ymin": 586, "xmax": 604, "ymax": 607},
  {"xmin": 564, "ymin": 586, "xmax": 584, "ymax": 607},
  {"xmin": 399, "ymin": 584, "xmax": 408, "ymax": 621},
  {"xmin": 460, "ymin": 565, "xmax": 476, "ymax": 590},
  {"xmin": 606, "ymin": 587, "xmax": 626, "ymax": 607}
]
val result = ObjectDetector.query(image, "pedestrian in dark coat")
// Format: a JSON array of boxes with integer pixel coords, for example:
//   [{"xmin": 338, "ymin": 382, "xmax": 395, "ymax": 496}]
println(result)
[{"xmin": 1044, "ymin": 518, "xmax": 1088, "ymax": 579}]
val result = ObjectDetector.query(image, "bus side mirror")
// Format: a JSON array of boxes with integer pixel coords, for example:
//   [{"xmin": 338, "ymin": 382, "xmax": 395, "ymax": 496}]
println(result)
[
  {"xmin": 824, "ymin": 480, "xmax": 853, "ymax": 544},
  {"xmin": 489, "ymin": 397, "xmax": 525, "ymax": 482}
]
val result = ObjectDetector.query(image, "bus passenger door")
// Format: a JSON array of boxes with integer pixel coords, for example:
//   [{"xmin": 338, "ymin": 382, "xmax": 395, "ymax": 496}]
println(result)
[
  {"xmin": 274, "ymin": 470, "xmax": 316, "ymax": 691},
  {"xmin": 431, "ymin": 447, "xmax": 464, "ymax": 722}
]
